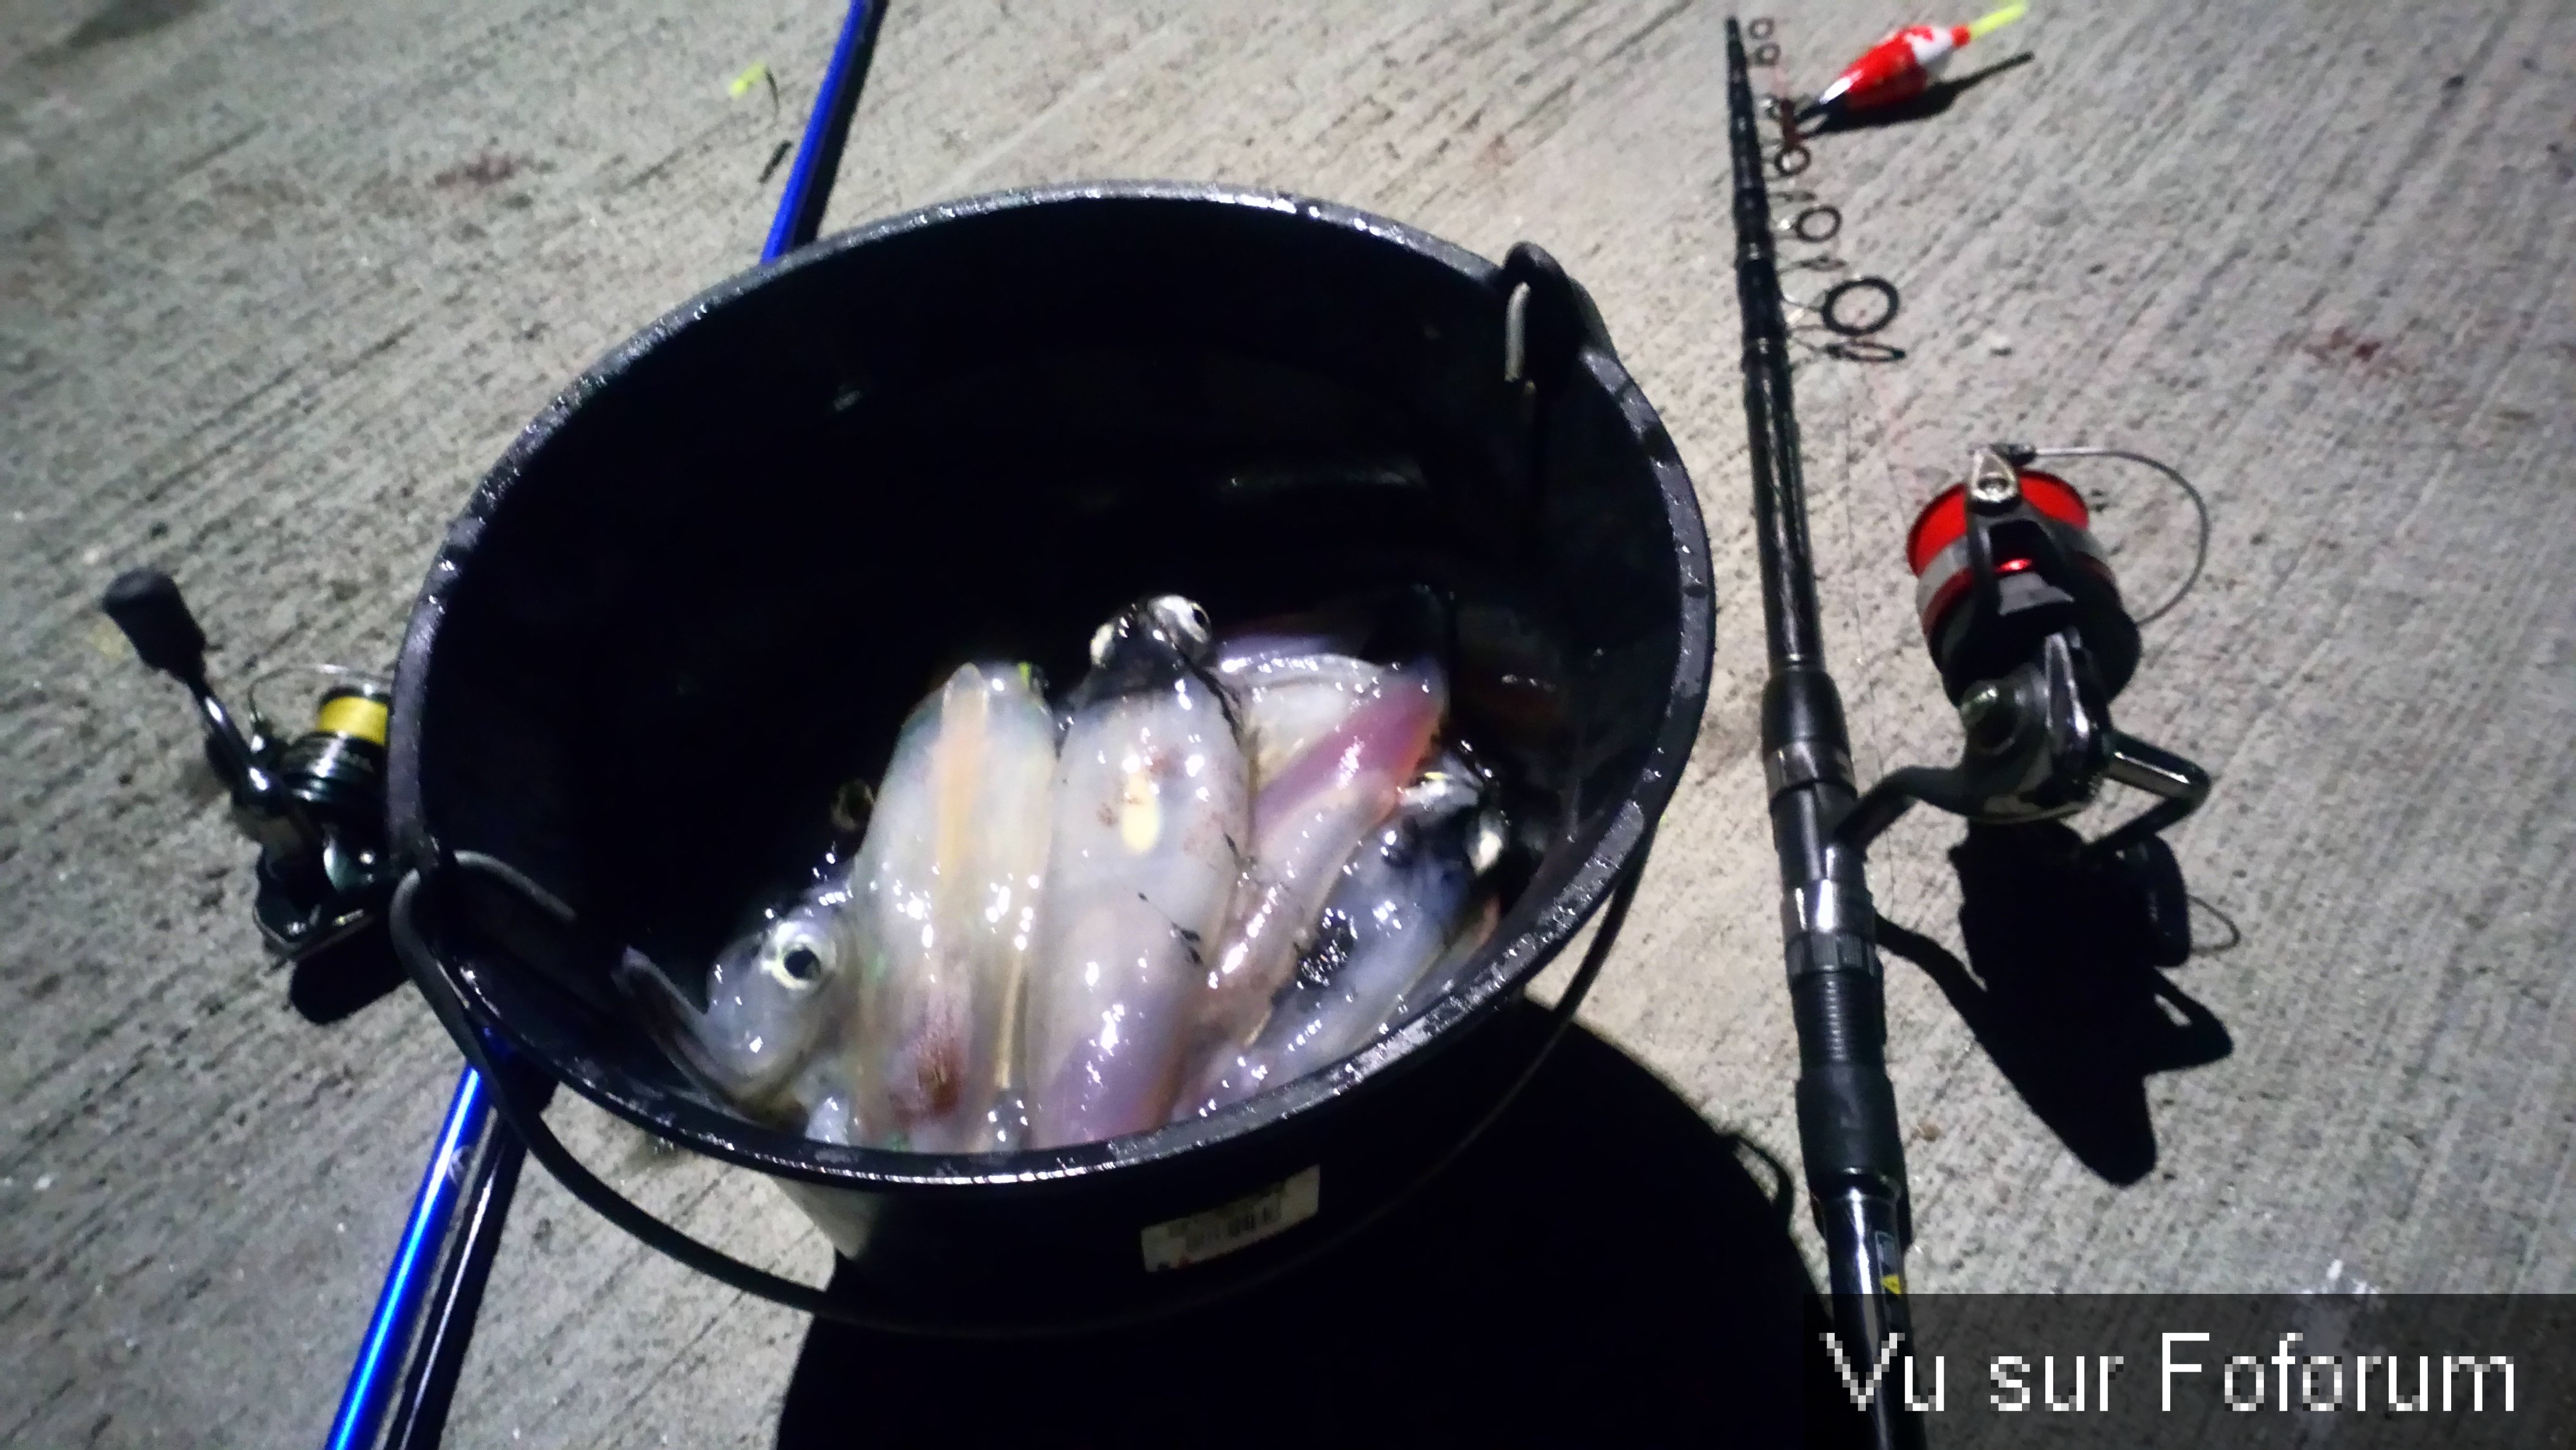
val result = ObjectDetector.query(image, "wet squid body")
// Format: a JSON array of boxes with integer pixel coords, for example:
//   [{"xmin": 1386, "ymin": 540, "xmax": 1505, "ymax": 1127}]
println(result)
[
  {"xmin": 621, "ymin": 663, "xmax": 1057, "ymax": 1152},
  {"xmin": 618, "ymin": 857, "xmax": 867, "ymax": 1121},
  {"xmin": 843, "ymin": 663, "xmax": 1057, "ymax": 1152},
  {"xmin": 1021, "ymin": 596, "xmax": 1252, "ymax": 1148},
  {"xmin": 1176, "ymin": 750, "xmax": 1503, "ymax": 1118},
  {"xmin": 635, "ymin": 593, "xmax": 1507, "ymax": 1152},
  {"xmin": 1182, "ymin": 655, "xmax": 1447, "ymax": 1092}
]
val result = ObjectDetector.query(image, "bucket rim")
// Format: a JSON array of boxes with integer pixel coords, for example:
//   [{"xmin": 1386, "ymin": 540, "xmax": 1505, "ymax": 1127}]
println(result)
[{"xmin": 388, "ymin": 179, "xmax": 1715, "ymax": 1191}]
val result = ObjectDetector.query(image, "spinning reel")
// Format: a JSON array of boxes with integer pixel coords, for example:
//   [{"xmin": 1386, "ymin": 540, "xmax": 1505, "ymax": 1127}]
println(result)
[
  {"xmin": 102, "ymin": 569, "xmax": 400, "ymax": 960},
  {"xmin": 1835, "ymin": 444, "xmax": 2211, "ymax": 861}
]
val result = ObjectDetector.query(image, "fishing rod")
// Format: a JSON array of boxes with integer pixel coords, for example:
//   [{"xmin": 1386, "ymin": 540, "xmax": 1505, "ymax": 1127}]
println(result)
[
  {"xmin": 1725, "ymin": 13, "xmax": 2216, "ymax": 1443},
  {"xmin": 1724, "ymin": 18, "xmax": 1923, "ymax": 1450},
  {"xmin": 102, "ymin": 6, "xmax": 889, "ymax": 1448}
]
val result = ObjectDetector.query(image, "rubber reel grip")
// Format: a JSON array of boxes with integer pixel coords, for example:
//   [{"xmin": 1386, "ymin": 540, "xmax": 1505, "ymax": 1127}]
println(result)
[{"xmin": 102, "ymin": 568, "xmax": 209, "ymax": 681}]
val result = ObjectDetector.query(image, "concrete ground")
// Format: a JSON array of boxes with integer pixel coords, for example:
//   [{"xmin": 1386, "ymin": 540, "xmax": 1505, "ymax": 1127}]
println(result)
[{"xmin": 5, "ymin": 0, "xmax": 2572, "ymax": 1443}]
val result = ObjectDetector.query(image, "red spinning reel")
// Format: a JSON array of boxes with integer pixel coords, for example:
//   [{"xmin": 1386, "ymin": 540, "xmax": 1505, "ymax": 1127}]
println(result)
[{"xmin": 1837, "ymin": 443, "xmax": 2209, "ymax": 859}]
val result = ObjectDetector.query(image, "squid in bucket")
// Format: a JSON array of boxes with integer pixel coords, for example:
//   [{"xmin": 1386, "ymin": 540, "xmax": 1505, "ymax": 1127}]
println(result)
[
  {"xmin": 838, "ymin": 662, "xmax": 1058, "ymax": 1153},
  {"xmin": 616, "ymin": 862, "xmax": 869, "ymax": 1124},
  {"xmin": 1185, "ymin": 657, "xmax": 1448, "ymax": 1081},
  {"xmin": 1177, "ymin": 749, "xmax": 1505, "ymax": 1118},
  {"xmin": 1019, "ymin": 596, "xmax": 1253, "ymax": 1149}
]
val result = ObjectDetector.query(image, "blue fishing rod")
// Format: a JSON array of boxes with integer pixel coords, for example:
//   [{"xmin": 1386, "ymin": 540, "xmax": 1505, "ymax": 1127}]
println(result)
[{"xmin": 304, "ymin": 5, "xmax": 888, "ymax": 1446}]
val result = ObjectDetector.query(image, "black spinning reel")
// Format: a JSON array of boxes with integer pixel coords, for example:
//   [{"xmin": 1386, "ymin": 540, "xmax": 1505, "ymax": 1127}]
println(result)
[
  {"xmin": 102, "ymin": 569, "xmax": 401, "ymax": 962},
  {"xmin": 1835, "ymin": 444, "xmax": 2211, "ymax": 863}
]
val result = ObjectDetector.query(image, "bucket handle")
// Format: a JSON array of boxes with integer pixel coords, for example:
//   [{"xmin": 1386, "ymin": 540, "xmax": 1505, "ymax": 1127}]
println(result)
[
  {"xmin": 391, "ymin": 841, "xmax": 1645, "ymax": 1335},
  {"xmin": 1498, "ymin": 241, "xmax": 1617, "ymax": 392}
]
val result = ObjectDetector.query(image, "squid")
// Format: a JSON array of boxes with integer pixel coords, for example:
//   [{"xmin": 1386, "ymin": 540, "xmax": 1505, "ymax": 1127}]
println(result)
[
  {"xmin": 618, "ymin": 862, "xmax": 867, "ymax": 1120},
  {"xmin": 1218, "ymin": 650, "xmax": 1388, "ymax": 786},
  {"xmin": 842, "ymin": 663, "xmax": 1057, "ymax": 1153},
  {"xmin": 1186, "ymin": 659, "xmax": 1447, "ymax": 1077},
  {"xmin": 1176, "ymin": 752, "xmax": 1501, "ymax": 1117},
  {"xmin": 1021, "ymin": 596, "xmax": 1252, "ymax": 1149}
]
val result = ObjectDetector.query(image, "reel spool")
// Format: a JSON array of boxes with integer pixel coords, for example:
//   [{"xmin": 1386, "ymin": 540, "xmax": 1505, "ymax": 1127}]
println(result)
[
  {"xmin": 1903, "ymin": 450, "xmax": 2138, "ymax": 705},
  {"xmin": 274, "ymin": 681, "xmax": 392, "ymax": 814},
  {"xmin": 252, "ymin": 673, "xmax": 396, "ymax": 955},
  {"xmin": 1836, "ymin": 444, "xmax": 2208, "ymax": 859}
]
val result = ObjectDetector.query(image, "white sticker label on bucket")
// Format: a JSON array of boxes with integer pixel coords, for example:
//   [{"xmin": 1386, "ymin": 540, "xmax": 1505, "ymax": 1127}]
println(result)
[{"xmin": 1140, "ymin": 1165, "xmax": 1321, "ymax": 1272}]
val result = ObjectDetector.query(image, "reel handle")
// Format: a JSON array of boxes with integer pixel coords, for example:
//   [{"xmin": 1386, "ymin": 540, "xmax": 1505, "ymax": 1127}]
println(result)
[
  {"xmin": 99, "ymin": 566, "xmax": 276, "ymax": 811},
  {"xmin": 1833, "ymin": 728, "xmax": 2211, "ymax": 858},
  {"xmin": 101, "ymin": 568, "xmax": 209, "ymax": 683}
]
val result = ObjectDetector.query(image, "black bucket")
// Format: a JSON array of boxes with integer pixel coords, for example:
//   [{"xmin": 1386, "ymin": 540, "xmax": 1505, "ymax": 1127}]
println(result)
[{"xmin": 388, "ymin": 182, "xmax": 1713, "ymax": 1332}]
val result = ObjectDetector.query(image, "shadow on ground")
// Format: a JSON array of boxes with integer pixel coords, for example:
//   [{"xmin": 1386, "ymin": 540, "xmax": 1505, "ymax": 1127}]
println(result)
[
  {"xmin": 58, "ymin": 0, "xmax": 204, "ymax": 51},
  {"xmin": 776, "ymin": 1004, "xmax": 1865, "ymax": 1446},
  {"xmin": 1877, "ymin": 824, "xmax": 2234, "ymax": 1185},
  {"xmin": 287, "ymin": 923, "xmax": 409, "ymax": 1024}
]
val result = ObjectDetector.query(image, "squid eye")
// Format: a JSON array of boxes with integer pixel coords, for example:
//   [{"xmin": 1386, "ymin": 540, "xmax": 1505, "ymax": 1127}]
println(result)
[
  {"xmin": 1382, "ymin": 823, "xmax": 1421, "ymax": 870},
  {"xmin": 764, "ymin": 936, "xmax": 827, "ymax": 989}
]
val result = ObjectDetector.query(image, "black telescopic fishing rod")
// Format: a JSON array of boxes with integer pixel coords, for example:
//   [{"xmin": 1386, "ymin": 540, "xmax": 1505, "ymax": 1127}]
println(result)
[{"xmin": 1723, "ymin": 18, "xmax": 1924, "ymax": 1450}]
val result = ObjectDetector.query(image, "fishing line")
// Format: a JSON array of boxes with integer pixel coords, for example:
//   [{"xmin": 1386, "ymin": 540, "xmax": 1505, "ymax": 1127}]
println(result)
[
  {"xmin": 1754, "ymin": 14, "xmax": 2211, "ymax": 637},
  {"xmin": 1747, "ymin": 31, "xmax": 1903, "ymax": 359},
  {"xmin": 1759, "ymin": 27, "xmax": 1942, "ymax": 907},
  {"xmin": 2018, "ymin": 445, "xmax": 2211, "ymax": 626},
  {"xmin": 2185, "ymin": 894, "xmax": 2242, "ymax": 955},
  {"xmin": 1762, "ymin": 10, "xmax": 1926, "ymax": 499},
  {"xmin": 1753, "ymin": 15, "xmax": 1924, "ymax": 833},
  {"xmin": 1830, "ymin": 355, "xmax": 1889, "ymax": 798}
]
